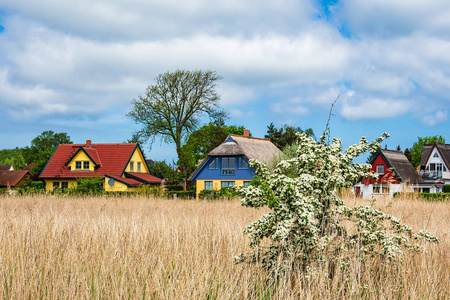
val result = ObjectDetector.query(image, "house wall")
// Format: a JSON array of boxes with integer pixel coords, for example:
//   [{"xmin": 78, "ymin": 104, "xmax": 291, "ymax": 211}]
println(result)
[
  {"xmin": 195, "ymin": 179, "xmax": 250, "ymax": 199},
  {"xmin": 44, "ymin": 179, "xmax": 78, "ymax": 191},
  {"xmin": 67, "ymin": 151, "xmax": 96, "ymax": 171},
  {"xmin": 104, "ymin": 177, "xmax": 136, "ymax": 192},
  {"xmin": 194, "ymin": 156, "xmax": 254, "ymax": 180},
  {"xmin": 124, "ymin": 148, "xmax": 149, "ymax": 174},
  {"xmin": 361, "ymin": 155, "xmax": 400, "ymax": 185},
  {"xmin": 354, "ymin": 182, "xmax": 413, "ymax": 199}
]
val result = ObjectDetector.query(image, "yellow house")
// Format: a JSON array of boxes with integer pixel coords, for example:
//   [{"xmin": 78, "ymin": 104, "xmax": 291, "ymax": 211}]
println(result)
[{"xmin": 39, "ymin": 139, "xmax": 164, "ymax": 191}]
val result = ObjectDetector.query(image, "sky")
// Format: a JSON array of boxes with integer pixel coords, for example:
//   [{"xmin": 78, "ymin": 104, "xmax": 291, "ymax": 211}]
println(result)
[{"xmin": 1, "ymin": 0, "xmax": 449, "ymax": 163}]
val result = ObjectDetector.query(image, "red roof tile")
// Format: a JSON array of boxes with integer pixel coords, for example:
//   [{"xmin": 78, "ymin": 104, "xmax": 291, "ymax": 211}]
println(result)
[
  {"xmin": 105, "ymin": 174, "xmax": 144, "ymax": 187},
  {"xmin": 125, "ymin": 172, "xmax": 163, "ymax": 184},
  {"xmin": 0, "ymin": 170, "xmax": 29, "ymax": 187},
  {"xmin": 39, "ymin": 143, "xmax": 138, "ymax": 179}
]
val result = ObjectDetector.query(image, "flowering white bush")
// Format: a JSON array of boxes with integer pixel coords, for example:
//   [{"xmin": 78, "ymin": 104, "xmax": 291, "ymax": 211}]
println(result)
[{"xmin": 235, "ymin": 132, "xmax": 438, "ymax": 275}]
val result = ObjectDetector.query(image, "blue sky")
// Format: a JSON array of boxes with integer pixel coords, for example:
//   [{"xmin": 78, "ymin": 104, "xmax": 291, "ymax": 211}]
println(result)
[{"xmin": 0, "ymin": 0, "xmax": 449, "ymax": 163}]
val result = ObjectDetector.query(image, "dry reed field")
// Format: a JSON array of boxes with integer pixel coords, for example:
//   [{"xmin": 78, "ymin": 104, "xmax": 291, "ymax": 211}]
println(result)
[{"xmin": 0, "ymin": 194, "xmax": 448, "ymax": 299}]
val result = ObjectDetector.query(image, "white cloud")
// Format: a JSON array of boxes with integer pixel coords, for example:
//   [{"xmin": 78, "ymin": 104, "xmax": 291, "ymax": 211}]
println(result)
[
  {"xmin": 340, "ymin": 95, "xmax": 411, "ymax": 121},
  {"xmin": 421, "ymin": 110, "xmax": 448, "ymax": 127}
]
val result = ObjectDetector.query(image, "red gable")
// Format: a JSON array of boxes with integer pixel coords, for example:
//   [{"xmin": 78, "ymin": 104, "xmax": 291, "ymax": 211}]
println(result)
[
  {"xmin": 39, "ymin": 143, "xmax": 138, "ymax": 179},
  {"xmin": 361, "ymin": 152, "xmax": 400, "ymax": 185}
]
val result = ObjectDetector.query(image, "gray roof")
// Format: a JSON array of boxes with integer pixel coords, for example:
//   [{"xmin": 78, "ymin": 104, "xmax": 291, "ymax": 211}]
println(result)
[
  {"xmin": 381, "ymin": 149, "xmax": 423, "ymax": 183},
  {"xmin": 421, "ymin": 143, "xmax": 450, "ymax": 169},
  {"xmin": 188, "ymin": 134, "xmax": 282, "ymax": 180}
]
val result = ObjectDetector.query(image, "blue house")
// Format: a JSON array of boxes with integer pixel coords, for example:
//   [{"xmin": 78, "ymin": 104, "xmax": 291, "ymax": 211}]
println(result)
[{"xmin": 188, "ymin": 131, "xmax": 282, "ymax": 198}]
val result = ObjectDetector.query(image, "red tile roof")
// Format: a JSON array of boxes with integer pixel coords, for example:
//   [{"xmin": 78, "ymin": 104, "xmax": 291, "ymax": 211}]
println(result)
[
  {"xmin": 0, "ymin": 170, "xmax": 29, "ymax": 187},
  {"xmin": 125, "ymin": 172, "xmax": 163, "ymax": 184},
  {"xmin": 105, "ymin": 174, "xmax": 144, "ymax": 187},
  {"xmin": 39, "ymin": 143, "xmax": 138, "ymax": 179}
]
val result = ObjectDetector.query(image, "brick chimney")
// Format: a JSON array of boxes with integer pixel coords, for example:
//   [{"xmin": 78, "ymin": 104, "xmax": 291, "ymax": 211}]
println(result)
[
  {"xmin": 243, "ymin": 129, "xmax": 250, "ymax": 137},
  {"xmin": 86, "ymin": 139, "xmax": 91, "ymax": 147}
]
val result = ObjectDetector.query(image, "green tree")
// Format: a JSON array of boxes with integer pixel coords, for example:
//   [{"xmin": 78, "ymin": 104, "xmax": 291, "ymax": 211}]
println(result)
[
  {"xmin": 22, "ymin": 131, "xmax": 72, "ymax": 175},
  {"xmin": 0, "ymin": 148, "xmax": 26, "ymax": 169},
  {"xmin": 410, "ymin": 136, "xmax": 446, "ymax": 168},
  {"xmin": 404, "ymin": 148, "xmax": 412, "ymax": 162},
  {"xmin": 127, "ymin": 70, "xmax": 225, "ymax": 167},
  {"xmin": 180, "ymin": 120, "xmax": 244, "ymax": 173},
  {"xmin": 147, "ymin": 160, "xmax": 173, "ymax": 180},
  {"xmin": 265, "ymin": 123, "xmax": 315, "ymax": 150}
]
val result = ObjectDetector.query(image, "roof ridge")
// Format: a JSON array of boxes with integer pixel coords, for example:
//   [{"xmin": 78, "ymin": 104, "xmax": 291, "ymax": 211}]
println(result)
[{"xmin": 230, "ymin": 134, "xmax": 270, "ymax": 141}]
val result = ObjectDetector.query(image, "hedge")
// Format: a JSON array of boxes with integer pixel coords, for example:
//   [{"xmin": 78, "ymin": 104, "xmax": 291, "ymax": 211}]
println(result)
[
  {"xmin": 165, "ymin": 190, "xmax": 195, "ymax": 199},
  {"xmin": 393, "ymin": 192, "xmax": 450, "ymax": 202}
]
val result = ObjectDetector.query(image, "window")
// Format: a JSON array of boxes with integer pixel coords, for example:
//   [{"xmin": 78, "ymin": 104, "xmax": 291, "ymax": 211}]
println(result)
[
  {"xmin": 221, "ymin": 157, "xmax": 235, "ymax": 175},
  {"xmin": 204, "ymin": 181, "xmax": 213, "ymax": 190},
  {"xmin": 75, "ymin": 161, "xmax": 82, "ymax": 169},
  {"xmin": 238, "ymin": 157, "xmax": 249, "ymax": 169},
  {"xmin": 53, "ymin": 182, "xmax": 60, "ymax": 190},
  {"xmin": 433, "ymin": 152, "xmax": 439, "ymax": 158},
  {"xmin": 376, "ymin": 164, "xmax": 384, "ymax": 175},
  {"xmin": 137, "ymin": 162, "xmax": 141, "ymax": 171},
  {"xmin": 373, "ymin": 184, "xmax": 389, "ymax": 194},
  {"xmin": 221, "ymin": 181, "xmax": 235, "ymax": 188},
  {"xmin": 83, "ymin": 161, "xmax": 89, "ymax": 169},
  {"xmin": 243, "ymin": 181, "xmax": 250, "ymax": 187},
  {"xmin": 61, "ymin": 182, "xmax": 68, "ymax": 192},
  {"xmin": 208, "ymin": 159, "xmax": 218, "ymax": 169},
  {"xmin": 130, "ymin": 161, "xmax": 134, "ymax": 171}
]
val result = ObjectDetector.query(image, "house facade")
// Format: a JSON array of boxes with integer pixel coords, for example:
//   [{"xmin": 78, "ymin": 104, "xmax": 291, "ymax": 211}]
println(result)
[
  {"xmin": 188, "ymin": 131, "xmax": 282, "ymax": 198},
  {"xmin": 418, "ymin": 143, "xmax": 450, "ymax": 192},
  {"xmin": 39, "ymin": 139, "xmax": 163, "ymax": 192},
  {"xmin": 354, "ymin": 149, "xmax": 423, "ymax": 198}
]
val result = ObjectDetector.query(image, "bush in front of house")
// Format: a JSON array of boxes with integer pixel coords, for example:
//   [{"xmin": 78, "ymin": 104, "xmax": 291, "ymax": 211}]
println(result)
[
  {"xmin": 165, "ymin": 190, "xmax": 196, "ymax": 199},
  {"xmin": 443, "ymin": 185, "xmax": 450, "ymax": 193},
  {"xmin": 198, "ymin": 187, "xmax": 239, "ymax": 200},
  {"xmin": 393, "ymin": 192, "xmax": 450, "ymax": 202},
  {"xmin": 68, "ymin": 177, "xmax": 105, "ymax": 195}
]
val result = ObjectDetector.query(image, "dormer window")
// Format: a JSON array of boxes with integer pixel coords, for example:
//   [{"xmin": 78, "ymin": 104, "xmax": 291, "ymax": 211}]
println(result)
[
  {"xmin": 83, "ymin": 161, "xmax": 89, "ymax": 169},
  {"xmin": 76, "ymin": 161, "xmax": 82, "ymax": 169},
  {"xmin": 376, "ymin": 164, "xmax": 384, "ymax": 175},
  {"xmin": 238, "ymin": 157, "xmax": 249, "ymax": 169},
  {"xmin": 137, "ymin": 162, "xmax": 141, "ymax": 171},
  {"xmin": 130, "ymin": 161, "xmax": 134, "ymax": 171},
  {"xmin": 221, "ymin": 157, "xmax": 235, "ymax": 175}
]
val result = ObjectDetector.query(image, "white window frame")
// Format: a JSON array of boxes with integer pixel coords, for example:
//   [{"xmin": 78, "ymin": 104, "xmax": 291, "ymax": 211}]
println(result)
[
  {"xmin": 221, "ymin": 181, "xmax": 235, "ymax": 188},
  {"xmin": 204, "ymin": 181, "xmax": 213, "ymax": 190},
  {"xmin": 221, "ymin": 157, "xmax": 236, "ymax": 175},
  {"xmin": 376, "ymin": 164, "xmax": 384, "ymax": 175}
]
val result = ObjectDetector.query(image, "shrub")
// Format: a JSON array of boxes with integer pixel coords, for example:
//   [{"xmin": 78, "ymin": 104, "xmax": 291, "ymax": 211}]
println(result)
[
  {"xmin": 199, "ymin": 187, "xmax": 239, "ymax": 200},
  {"xmin": 135, "ymin": 184, "xmax": 165, "ymax": 197},
  {"xmin": 235, "ymin": 132, "xmax": 438, "ymax": 276},
  {"xmin": 443, "ymin": 185, "xmax": 450, "ymax": 193},
  {"xmin": 69, "ymin": 177, "xmax": 104, "ymax": 195},
  {"xmin": 165, "ymin": 184, "xmax": 184, "ymax": 191},
  {"xmin": 165, "ymin": 190, "xmax": 195, "ymax": 199}
]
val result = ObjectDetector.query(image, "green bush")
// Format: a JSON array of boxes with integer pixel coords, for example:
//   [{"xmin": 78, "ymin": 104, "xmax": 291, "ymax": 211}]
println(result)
[
  {"xmin": 165, "ymin": 184, "xmax": 184, "ymax": 191},
  {"xmin": 198, "ymin": 187, "xmax": 239, "ymax": 200},
  {"xmin": 165, "ymin": 190, "xmax": 195, "ymax": 199},
  {"xmin": 135, "ymin": 184, "xmax": 165, "ymax": 197},
  {"xmin": 443, "ymin": 185, "xmax": 450, "ymax": 193},
  {"xmin": 69, "ymin": 177, "xmax": 104, "ymax": 195},
  {"xmin": 392, "ymin": 192, "xmax": 449, "ymax": 202}
]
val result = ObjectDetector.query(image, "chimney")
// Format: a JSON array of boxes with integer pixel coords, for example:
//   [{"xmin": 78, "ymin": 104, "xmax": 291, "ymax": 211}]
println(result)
[
  {"xmin": 243, "ymin": 129, "xmax": 250, "ymax": 137},
  {"xmin": 86, "ymin": 139, "xmax": 91, "ymax": 147}
]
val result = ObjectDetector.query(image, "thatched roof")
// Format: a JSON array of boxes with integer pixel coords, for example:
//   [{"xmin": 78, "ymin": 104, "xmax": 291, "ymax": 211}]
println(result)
[
  {"xmin": 421, "ymin": 143, "xmax": 450, "ymax": 169},
  {"xmin": 188, "ymin": 134, "xmax": 282, "ymax": 180},
  {"xmin": 381, "ymin": 149, "xmax": 422, "ymax": 183},
  {"xmin": 209, "ymin": 135, "xmax": 282, "ymax": 162}
]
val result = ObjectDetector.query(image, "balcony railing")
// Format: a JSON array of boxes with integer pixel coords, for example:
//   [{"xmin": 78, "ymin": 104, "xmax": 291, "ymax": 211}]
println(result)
[{"xmin": 420, "ymin": 171, "xmax": 450, "ymax": 179}]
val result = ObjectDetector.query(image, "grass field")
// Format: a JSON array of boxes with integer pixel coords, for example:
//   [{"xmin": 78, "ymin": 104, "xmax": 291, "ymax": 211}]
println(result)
[{"xmin": 0, "ymin": 194, "xmax": 448, "ymax": 299}]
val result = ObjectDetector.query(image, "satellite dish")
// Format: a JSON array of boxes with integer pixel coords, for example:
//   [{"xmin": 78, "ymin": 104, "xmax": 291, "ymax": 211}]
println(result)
[{"xmin": 108, "ymin": 178, "xmax": 115, "ymax": 186}]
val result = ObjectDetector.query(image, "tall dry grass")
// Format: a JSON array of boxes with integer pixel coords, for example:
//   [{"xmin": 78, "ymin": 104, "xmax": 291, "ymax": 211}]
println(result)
[{"xmin": 0, "ymin": 194, "xmax": 448, "ymax": 299}]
